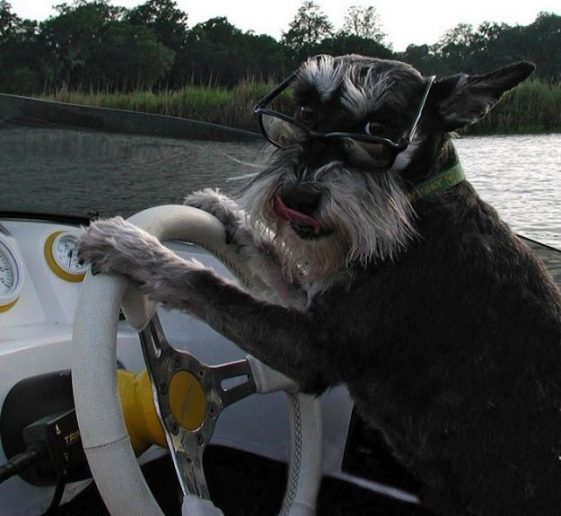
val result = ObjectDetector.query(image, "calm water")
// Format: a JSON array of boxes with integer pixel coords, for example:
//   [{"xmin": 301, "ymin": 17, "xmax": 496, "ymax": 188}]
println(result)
[
  {"xmin": 455, "ymin": 134, "xmax": 560, "ymax": 249},
  {"xmin": 1, "ymin": 129, "xmax": 559, "ymax": 248}
]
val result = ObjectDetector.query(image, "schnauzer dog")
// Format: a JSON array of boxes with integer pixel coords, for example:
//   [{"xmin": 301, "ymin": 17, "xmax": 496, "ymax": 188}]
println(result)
[{"xmin": 79, "ymin": 55, "xmax": 561, "ymax": 515}]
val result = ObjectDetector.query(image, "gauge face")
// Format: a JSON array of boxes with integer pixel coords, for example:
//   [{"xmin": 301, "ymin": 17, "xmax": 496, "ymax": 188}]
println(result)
[
  {"xmin": 45, "ymin": 231, "xmax": 88, "ymax": 282},
  {"xmin": 53, "ymin": 233, "xmax": 84, "ymax": 274},
  {"xmin": 0, "ymin": 248, "xmax": 15, "ymax": 295},
  {"xmin": 0, "ymin": 237, "xmax": 24, "ymax": 312}
]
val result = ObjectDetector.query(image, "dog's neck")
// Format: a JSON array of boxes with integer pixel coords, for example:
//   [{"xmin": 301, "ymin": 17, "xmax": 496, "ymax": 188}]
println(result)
[
  {"xmin": 408, "ymin": 161, "xmax": 465, "ymax": 202},
  {"xmin": 398, "ymin": 133, "xmax": 459, "ymax": 184}
]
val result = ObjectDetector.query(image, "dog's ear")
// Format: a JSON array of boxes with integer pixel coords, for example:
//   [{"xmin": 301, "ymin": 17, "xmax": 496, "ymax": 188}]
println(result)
[{"xmin": 430, "ymin": 61, "xmax": 535, "ymax": 131}]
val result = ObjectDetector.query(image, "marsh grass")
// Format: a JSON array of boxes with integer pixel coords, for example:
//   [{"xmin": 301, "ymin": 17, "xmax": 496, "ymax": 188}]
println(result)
[
  {"xmin": 44, "ymin": 79, "xmax": 560, "ymax": 134},
  {"xmin": 45, "ymin": 87, "xmax": 232, "ymax": 121},
  {"xmin": 467, "ymin": 80, "xmax": 561, "ymax": 135}
]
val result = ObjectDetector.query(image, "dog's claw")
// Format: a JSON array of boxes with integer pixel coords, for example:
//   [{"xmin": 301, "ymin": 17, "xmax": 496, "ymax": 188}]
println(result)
[{"xmin": 225, "ymin": 230, "xmax": 235, "ymax": 245}]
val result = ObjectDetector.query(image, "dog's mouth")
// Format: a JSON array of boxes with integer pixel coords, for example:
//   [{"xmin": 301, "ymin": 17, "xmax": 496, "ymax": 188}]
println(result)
[{"xmin": 272, "ymin": 195, "xmax": 331, "ymax": 240}]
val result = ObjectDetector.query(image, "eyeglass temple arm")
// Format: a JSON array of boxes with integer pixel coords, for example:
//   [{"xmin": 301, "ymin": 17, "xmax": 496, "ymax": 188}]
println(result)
[
  {"xmin": 254, "ymin": 72, "xmax": 298, "ymax": 111},
  {"xmin": 401, "ymin": 75, "xmax": 436, "ymax": 145}
]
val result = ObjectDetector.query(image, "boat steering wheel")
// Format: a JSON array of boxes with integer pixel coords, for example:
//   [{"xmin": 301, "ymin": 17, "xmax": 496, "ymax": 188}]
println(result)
[{"xmin": 72, "ymin": 205, "xmax": 323, "ymax": 516}]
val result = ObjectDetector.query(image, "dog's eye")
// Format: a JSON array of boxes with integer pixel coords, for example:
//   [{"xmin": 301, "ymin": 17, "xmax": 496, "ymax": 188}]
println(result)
[
  {"xmin": 297, "ymin": 106, "xmax": 315, "ymax": 125},
  {"xmin": 365, "ymin": 120, "xmax": 390, "ymax": 136}
]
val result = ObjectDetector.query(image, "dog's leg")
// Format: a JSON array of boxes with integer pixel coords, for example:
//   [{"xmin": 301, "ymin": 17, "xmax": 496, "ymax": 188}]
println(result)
[
  {"xmin": 184, "ymin": 188, "xmax": 307, "ymax": 309},
  {"xmin": 79, "ymin": 217, "xmax": 323, "ymax": 389}
]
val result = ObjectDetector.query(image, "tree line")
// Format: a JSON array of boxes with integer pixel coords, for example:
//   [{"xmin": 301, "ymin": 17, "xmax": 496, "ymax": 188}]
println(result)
[{"xmin": 1, "ymin": 0, "xmax": 560, "ymax": 95}]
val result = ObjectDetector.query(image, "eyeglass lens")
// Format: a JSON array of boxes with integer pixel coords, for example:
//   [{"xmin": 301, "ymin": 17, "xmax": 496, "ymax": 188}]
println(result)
[{"xmin": 260, "ymin": 113, "xmax": 308, "ymax": 148}]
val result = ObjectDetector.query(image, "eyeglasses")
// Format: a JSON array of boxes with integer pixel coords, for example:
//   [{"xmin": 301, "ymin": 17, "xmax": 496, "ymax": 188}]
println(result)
[{"xmin": 254, "ymin": 71, "xmax": 436, "ymax": 172}]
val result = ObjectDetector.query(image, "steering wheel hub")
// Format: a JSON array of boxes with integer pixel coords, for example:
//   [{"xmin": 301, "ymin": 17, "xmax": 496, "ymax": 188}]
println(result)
[{"xmin": 168, "ymin": 370, "xmax": 207, "ymax": 432}]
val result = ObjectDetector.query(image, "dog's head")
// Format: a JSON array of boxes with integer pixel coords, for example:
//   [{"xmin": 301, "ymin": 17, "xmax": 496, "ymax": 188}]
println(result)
[{"xmin": 239, "ymin": 54, "xmax": 534, "ymax": 282}]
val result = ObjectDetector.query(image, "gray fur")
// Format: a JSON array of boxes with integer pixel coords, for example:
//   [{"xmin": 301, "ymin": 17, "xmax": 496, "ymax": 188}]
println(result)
[
  {"xmin": 298, "ymin": 54, "xmax": 344, "ymax": 101},
  {"xmin": 236, "ymin": 156, "xmax": 416, "ymax": 284}
]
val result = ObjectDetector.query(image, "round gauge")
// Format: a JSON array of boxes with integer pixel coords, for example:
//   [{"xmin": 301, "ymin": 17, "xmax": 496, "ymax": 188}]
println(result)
[
  {"xmin": 45, "ymin": 231, "xmax": 88, "ymax": 282},
  {"xmin": 0, "ymin": 236, "xmax": 24, "ymax": 312}
]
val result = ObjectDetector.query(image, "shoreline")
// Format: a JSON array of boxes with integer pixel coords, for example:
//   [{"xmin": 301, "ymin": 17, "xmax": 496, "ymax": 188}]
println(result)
[{"xmin": 40, "ymin": 78, "xmax": 561, "ymax": 137}]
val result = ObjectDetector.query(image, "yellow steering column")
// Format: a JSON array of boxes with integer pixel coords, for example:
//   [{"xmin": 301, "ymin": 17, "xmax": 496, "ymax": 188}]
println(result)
[
  {"xmin": 117, "ymin": 369, "xmax": 166, "ymax": 454},
  {"xmin": 117, "ymin": 368, "xmax": 208, "ymax": 455}
]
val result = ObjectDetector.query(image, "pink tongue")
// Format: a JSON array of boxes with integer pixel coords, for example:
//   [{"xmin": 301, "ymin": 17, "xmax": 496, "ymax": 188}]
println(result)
[{"xmin": 273, "ymin": 195, "xmax": 322, "ymax": 234}]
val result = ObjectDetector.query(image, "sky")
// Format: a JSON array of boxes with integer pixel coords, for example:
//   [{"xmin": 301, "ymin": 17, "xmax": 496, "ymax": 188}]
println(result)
[{"xmin": 8, "ymin": 0, "xmax": 561, "ymax": 51}]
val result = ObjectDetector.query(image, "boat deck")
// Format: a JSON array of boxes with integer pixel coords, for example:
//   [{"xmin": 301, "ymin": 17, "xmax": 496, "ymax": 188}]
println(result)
[{"xmin": 58, "ymin": 447, "xmax": 435, "ymax": 515}]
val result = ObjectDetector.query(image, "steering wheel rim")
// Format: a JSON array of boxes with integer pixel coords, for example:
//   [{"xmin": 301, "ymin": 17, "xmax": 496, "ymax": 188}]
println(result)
[{"xmin": 72, "ymin": 205, "xmax": 323, "ymax": 515}]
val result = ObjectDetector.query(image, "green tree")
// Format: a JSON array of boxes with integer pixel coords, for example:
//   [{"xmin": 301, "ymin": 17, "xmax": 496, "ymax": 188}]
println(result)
[
  {"xmin": 433, "ymin": 23, "xmax": 477, "ymax": 72},
  {"xmin": 181, "ymin": 17, "xmax": 285, "ymax": 87},
  {"xmin": 126, "ymin": 0, "xmax": 187, "ymax": 53},
  {"xmin": 0, "ymin": 0, "xmax": 40, "ymax": 93},
  {"xmin": 467, "ymin": 22, "xmax": 522, "ymax": 71},
  {"xmin": 183, "ymin": 17, "xmax": 248, "ymax": 86},
  {"xmin": 37, "ymin": 1, "xmax": 119, "ymax": 89},
  {"xmin": 93, "ymin": 20, "xmax": 175, "ymax": 90},
  {"xmin": 126, "ymin": 0, "xmax": 188, "ymax": 87},
  {"xmin": 421, "ymin": 14, "xmax": 561, "ymax": 80},
  {"xmin": 282, "ymin": 1, "xmax": 333, "ymax": 62},
  {"xmin": 35, "ymin": 1, "xmax": 175, "ymax": 91},
  {"xmin": 523, "ymin": 12, "xmax": 561, "ymax": 81},
  {"xmin": 341, "ymin": 5, "xmax": 385, "ymax": 43},
  {"xmin": 0, "ymin": 0, "xmax": 19, "ymax": 40},
  {"xmin": 318, "ymin": 33, "xmax": 393, "ymax": 59}
]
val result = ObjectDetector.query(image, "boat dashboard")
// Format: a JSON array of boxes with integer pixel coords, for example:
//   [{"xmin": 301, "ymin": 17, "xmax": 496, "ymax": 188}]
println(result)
[
  {"xmin": 0, "ymin": 212, "xmax": 150, "ymax": 390},
  {"xmin": 1, "ymin": 214, "xmax": 90, "ymax": 331}
]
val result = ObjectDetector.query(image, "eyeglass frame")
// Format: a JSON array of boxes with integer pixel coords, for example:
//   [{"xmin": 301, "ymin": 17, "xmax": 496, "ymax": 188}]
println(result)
[{"xmin": 253, "ymin": 71, "xmax": 436, "ymax": 153}]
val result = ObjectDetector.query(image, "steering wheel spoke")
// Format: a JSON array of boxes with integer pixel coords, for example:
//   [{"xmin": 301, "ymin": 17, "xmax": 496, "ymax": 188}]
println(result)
[
  {"xmin": 138, "ymin": 314, "xmax": 258, "ymax": 497},
  {"xmin": 166, "ymin": 425, "xmax": 211, "ymax": 499},
  {"xmin": 139, "ymin": 311, "xmax": 175, "ymax": 361},
  {"xmin": 210, "ymin": 359, "xmax": 256, "ymax": 408},
  {"xmin": 139, "ymin": 315, "xmax": 224, "ymax": 497}
]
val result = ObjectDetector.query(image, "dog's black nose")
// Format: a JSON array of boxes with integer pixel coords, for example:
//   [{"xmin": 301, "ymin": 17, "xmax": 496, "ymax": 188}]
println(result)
[{"xmin": 279, "ymin": 184, "xmax": 322, "ymax": 215}]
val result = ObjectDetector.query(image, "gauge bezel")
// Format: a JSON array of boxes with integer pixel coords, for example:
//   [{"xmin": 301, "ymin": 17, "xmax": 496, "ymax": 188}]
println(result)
[
  {"xmin": 0, "ymin": 235, "xmax": 24, "ymax": 312},
  {"xmin": 44, "ymin": 231, "xmax": 87, "ymax": 282}
]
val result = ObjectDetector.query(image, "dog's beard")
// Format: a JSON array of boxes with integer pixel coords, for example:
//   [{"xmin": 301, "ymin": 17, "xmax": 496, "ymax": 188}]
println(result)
[
  {"xmin": 237, "ymin": 149, "xmax": 416, "ymax": 283},
  {"xmin": 271, "ymin": 222, "xmax": 346, "ymax": 282}
]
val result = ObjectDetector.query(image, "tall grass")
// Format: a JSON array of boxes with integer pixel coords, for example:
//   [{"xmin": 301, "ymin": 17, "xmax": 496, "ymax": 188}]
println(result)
[
  {"xmin": 43, "ymin": 80, "xmax": 294, "ymax": 133},
  {"xmin": 45, "ymin": 86, "xmax": 234, "ymax": 121},
  {"xmin": 44, "ymin": 79, "xmax": 560, "ymax": 135},
  {"xmin": 467, "ymin": 79, "xmax": 561, "ymax": 135}
]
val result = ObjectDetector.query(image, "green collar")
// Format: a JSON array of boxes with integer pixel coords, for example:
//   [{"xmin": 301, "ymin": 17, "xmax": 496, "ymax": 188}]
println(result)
[{"xmin": 408, "ymin": 162, "xmax": 466, "ymax": 202}]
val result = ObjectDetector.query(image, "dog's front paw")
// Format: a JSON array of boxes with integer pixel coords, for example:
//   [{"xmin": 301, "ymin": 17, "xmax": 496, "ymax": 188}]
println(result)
[
  {"xmin": 78, "ymin": 217, "xmax": 156, "ymax": 276},
  {"xmin": 184, "ymin": 188, "xmax": 243, "ymax": 240}
]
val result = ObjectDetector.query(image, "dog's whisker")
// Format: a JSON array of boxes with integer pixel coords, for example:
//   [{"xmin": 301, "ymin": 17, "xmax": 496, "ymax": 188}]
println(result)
[{"xmin": 226, "ymin": 172, "xmax": 258, "ymax": 182}]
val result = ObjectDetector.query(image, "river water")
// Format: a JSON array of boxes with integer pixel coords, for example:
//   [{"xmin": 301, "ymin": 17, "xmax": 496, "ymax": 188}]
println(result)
[
  {"xmin": 455, "ymin": 134, "xmax": 560, "ymax": 249},
  {"xmin": 1, "ymin": 129, "xmax": 559, "ymax": 249}
]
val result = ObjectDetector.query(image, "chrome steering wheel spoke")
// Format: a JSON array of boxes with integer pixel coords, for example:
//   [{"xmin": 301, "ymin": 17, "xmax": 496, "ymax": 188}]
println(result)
[
  {"xmin": 139, "ymin": 315, "xmax": 216, "ymax": 499},
  {"xmin": 210, "ymin": 359, "xmax": 256, "ymax": 408},
  {"xmin": 138, "ymin": 314, "xmax": 257, "ymax": 500}
]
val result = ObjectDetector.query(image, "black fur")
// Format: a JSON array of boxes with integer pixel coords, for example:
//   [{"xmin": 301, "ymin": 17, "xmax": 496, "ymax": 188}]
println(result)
[
  {"xmin": 79, "ymin": 55, "xmax": 561, "ymax": 515},
  {"xmin": 184, "ymin": 184, "xmax": 561, "ymax": 515}
]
